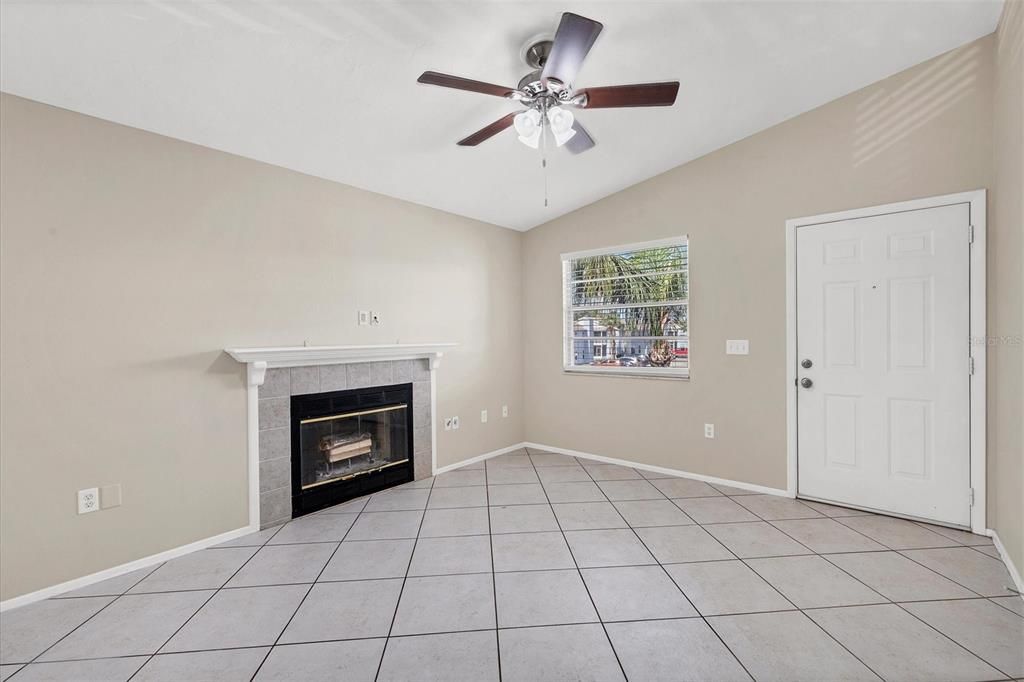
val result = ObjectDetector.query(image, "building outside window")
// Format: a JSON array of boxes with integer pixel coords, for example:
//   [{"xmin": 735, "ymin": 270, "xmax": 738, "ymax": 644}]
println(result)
[{"xmin": 562, "ymin": 237, "xmax": 689, "ymax": 378}]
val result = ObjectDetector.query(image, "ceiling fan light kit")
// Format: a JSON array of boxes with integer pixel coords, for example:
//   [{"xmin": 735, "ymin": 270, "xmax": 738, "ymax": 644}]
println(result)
[
  {"xmin": 417, "ymin": 11, "xmax": 679, "ymax": 205},
  {"xmin": 416, "ymin": 11, "xmax": 680, "ymax": 153}
]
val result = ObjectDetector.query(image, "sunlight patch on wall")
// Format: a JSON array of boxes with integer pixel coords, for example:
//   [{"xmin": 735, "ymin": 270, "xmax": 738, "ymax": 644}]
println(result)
[{"xmin": 854, "ymin": 44, "xmax": 983, "ymax": 167}]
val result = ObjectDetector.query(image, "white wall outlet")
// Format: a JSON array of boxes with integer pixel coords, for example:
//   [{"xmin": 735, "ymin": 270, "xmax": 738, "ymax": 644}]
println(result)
[
  {"xmin": 370, "ymin": 311, "xmax": 381, "ymax": 326},
  {"xmin": 481, "ymin": 409, "xmax": 488, "ymax": 423},
  {"xmin": 101, "ymin": 483, "xmax": 122, "ymax": 509},
  {"xmin": 358, "ymin": 310, "xmax": 370, "ymax": 326},
  {"xmin": 726, "ymin": 339, "xmax": 750, "ymax": 355},
  {"xmin": 444, "ymin": 417, "xmax": 453, "ymax": 431},
  {"xmin": 704, "ymin": 423, "xmax": 715, "ymax": 439},
  {"xmin": 502, "ymin": 405, "xmax": 509, "ymax": 418},
  {"xmin": 452, "ymin": 416, "xmax": 460, "ymax": 430},
  {"xmin": 78, "ymin": 487, "xmax": 100, "ymax": 514}
]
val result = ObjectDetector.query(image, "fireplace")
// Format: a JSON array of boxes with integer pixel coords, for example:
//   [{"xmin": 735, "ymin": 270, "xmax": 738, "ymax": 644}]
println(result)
[{"xmin": 291, "ymin": 383, "xmax": 414, "ymax": 518}]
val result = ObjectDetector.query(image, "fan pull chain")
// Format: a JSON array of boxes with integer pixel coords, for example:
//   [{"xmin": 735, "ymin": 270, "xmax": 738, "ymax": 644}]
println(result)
[
  {"xmin": 543, "ymin": 157, "xmax": 548, "ymax": 208},
  {"xmin": 541, "ymin": 113, "xmax": 549, "ymax": 208}
]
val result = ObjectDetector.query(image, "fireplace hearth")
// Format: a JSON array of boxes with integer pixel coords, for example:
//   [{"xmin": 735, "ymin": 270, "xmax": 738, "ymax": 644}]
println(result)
[{"xmin": 291, "ymin": 383, "xmax": 414, "ymax": 518}]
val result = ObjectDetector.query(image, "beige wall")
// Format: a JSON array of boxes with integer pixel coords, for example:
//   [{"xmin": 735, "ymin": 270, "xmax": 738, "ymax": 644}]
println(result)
[
  {"xmin": 2, "ymin": 27, "xmax": 1021, "ymax": 603},
  {"xmin": 0, "ymin": 94, "xmax": 524, "ymax": 601},
  {"xmin": 991, "ymin": 0, "xmax": 1024, "ymax": 574},
  {"xmin": 523, "ymin": 37, "xmax": 998, "ymax": 501}
]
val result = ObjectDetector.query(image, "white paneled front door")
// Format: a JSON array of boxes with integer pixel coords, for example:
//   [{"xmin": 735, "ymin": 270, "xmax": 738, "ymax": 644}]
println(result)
[{"xmin": 796, "ymin": 202, "xmax": 972, "ymax": 527}]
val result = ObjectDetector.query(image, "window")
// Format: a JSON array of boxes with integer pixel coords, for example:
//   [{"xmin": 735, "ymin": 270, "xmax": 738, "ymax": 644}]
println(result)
[{"xmin": 562, "ymin": 237, "xmax": 689, "ymax": 378}]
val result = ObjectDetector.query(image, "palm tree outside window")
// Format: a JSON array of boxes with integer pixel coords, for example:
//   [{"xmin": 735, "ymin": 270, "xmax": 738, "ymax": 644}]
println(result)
[{"xmin": 562, "ymin": 237, "xmax": 689, "ymax": 377}]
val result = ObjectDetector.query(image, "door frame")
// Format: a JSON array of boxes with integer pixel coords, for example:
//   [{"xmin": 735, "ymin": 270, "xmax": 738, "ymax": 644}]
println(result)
[{"xmin": 785, "ymin": 190, "xmax": 987, "ymax": 533}]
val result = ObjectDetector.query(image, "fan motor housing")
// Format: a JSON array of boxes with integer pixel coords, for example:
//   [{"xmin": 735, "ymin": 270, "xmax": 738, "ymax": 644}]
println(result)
[{"xmin": 521, "ymin": 38, "xmax": 553, "ymax": 69}]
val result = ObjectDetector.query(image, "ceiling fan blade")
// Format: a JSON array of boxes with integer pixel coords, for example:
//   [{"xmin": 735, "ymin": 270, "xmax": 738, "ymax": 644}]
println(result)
[
  {"xmin": 541, "ymin": 12, "xmax": 603, "ymax": 88},
  {"xmin": 418, "ymin": 71, "xmax": 518, "ymax": 98},
  {"xmin": 457, "ymin": 113, "xmax": 517, "ymax": 146},
  {"xmin": 565, "ymin": 120, "xmax": 595, "ymax": 154},
  {"xmin": 578, "ymin": 82, "xmax": 680, "ymax": 108}
]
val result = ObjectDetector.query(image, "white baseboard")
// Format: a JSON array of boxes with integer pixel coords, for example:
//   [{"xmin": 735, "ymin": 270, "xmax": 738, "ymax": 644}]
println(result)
[
  {"xmin": 0, "ymin": 441, "xmax": 794, "ymax": 613},
  {"xmin": 523, "ymin": 442, "xmax": 791, "ymax": 497},
  {"xmin": 433, "ymin": 442, "xmax": 528, "ymax": 475},
  {"xmin": 988, "ymin": 528, "xmax": 1024, "ymax": 594},
  {"xmin": 0, "ymin": 523, "xmax": 258, "ymax": 613}
]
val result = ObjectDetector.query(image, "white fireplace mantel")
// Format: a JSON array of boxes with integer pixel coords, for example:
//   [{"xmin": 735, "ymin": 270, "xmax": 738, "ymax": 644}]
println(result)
[
  {"xmin": 225, "ymin": 342, "xmax": 456, "ymax": 529},
  {"xmin": 226, "ymin": 343, "xmax": 456, "ymax": 386}
]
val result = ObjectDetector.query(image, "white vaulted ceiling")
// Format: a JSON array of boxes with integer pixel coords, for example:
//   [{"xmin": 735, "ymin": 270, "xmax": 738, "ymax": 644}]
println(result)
[{"xmin": 0, "ymin": 1, "xmax": 1003, "ymax": 230}]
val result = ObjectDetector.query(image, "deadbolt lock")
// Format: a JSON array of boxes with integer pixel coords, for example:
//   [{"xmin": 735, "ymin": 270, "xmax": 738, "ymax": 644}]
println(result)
[{"xmin": 801, "ymin": 359, "xmax": 813, "ymax": 369}]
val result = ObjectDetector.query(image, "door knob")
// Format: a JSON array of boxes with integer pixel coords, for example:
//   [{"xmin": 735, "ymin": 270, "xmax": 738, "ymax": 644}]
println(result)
[
  {"xmin": 800, "ymin": 378, "xmax": 813, "ymax": 389},
  {"xmin": 801, "ymin": 359, "xmax": 813, "ymax": 369}
]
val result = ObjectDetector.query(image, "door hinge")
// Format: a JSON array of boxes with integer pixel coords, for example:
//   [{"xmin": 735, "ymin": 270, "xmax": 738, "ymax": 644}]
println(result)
[
  {"xmin": 969, "ymin": 488, "xmax": 975, "ymax": 506},
  {"xmin": 969, "ymin": 356, "xmax": 975, "ymax": 375},
  {"xmin": 968, "ymin": 225, "xmax": 975, "ymax": 244}
]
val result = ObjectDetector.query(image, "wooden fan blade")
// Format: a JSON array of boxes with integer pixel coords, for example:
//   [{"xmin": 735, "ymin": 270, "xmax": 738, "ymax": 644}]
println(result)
[
  {"xmin": 565, "ymin": 120, "xmax": 595, "ymax": 154},
  {"xmin": 578, "ymin": 82, "xmax": 680, "ymax": 108},
  {"xmin": 541, "ymin": 13, "xmax": 603, "ymax": 88},
  {"xmin": 457, "ymin": 113, "xmax": 517, "ymax": 146},
  {"xmin": 417, "ymin": 71, "xmax": 518, "ymax": 98}
]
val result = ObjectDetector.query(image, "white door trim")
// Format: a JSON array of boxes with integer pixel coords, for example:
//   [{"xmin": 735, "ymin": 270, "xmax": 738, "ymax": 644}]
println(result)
[{"xmin": 786, "ymin": 190, "xmax": 986, "ymax": 533}]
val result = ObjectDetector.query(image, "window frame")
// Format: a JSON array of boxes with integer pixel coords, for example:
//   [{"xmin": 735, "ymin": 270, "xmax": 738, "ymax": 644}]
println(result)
[{"xmin": 561, "ymin": 236, "xmax": 690, "ymax": 380}]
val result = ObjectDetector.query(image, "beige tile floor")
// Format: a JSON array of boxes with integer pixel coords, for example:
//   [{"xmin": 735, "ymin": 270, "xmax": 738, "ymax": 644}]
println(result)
[{"xmin": 1, "ymin": 448, "xmax": 1021, "ymax": 681}]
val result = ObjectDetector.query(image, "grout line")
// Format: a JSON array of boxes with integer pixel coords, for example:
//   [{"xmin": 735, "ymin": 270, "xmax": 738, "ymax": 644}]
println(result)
[
  {"xmin": 15, "ymin": 454, "xmax": 1017, "ymax": 678},
  {"xmin": 483, "ymin": 452, "xmax": 503, "ymax": 682},
  {"xmin": 123, "ymin": 524, "xmax": 289, "ymax": 680},
  {"xmin": 804, "ymin": 516, "xmax": 1009, "ymax": 600},
  {"xmin": 25, "ymin": 596, "xmax": 1017, "ymax": 667},
  {"xmin": 758, "ymin": 520, "xmax": 1012, "ymax": 679},
  {"xmin": 247, "ymin": 511, "xmax": 356, "ymax": 680},
  {"xmin": 713, "ymin": 520, "xmax": 886, "ymax": 679},
  {"xmin": 824, "ymin": 519, "xmax": 998, "ymax": 599},
  {"xmin": 26, "ymin": 530, "xmax": 288, "ymax": 674},
  {"xmin": 891, "ymin": 600, "xmax": 1019, "ymax": 680},
  {"xmin": 522, "ymin": 447, "xmax": 630, "ymax": 681},
  {"xmin": 52, "ymin": 551, "xmax": 1015, "ymax": 601},
  {"xmin": 560, "ymin": 447, "xmax": 759, "ymax": 682},
  {"xmin": 371, "ymin": 473, "xmax": 436, "ymax": 682},
  {"xmin": 987, "ymin": 595, "xmax": 1024, "ymax": 619}
]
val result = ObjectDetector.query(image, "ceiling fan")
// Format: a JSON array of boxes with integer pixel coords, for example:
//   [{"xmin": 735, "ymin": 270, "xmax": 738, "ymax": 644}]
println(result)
[{"xmin": 417, "ymin": 12, "xmax": 679, "ymax": 154}]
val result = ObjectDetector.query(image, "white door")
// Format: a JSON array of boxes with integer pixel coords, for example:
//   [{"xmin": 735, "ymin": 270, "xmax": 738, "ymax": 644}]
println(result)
[{"xmin": 796, "ymin": 202, "xmax": 972, "ymax": 527}]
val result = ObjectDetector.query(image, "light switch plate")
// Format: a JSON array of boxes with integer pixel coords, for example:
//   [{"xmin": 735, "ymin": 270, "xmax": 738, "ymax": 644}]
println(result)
[
  {"xmin": 358, "ymin": 310, "xmax": 370, "ymax": 326},
  {"xmin": 704, "ymin": 424, "xmax": 715, "ymax": 439},
  {"xmin": 726, "ymin": 339, "xmax": 749, "ymax": 355},
  {"xmin": 481, "ymin": 410, "xmax": 488, "ymax": 423},
  {"xmin": 101, "ymin": 484, "xmax": 122, "ymax": 509}
]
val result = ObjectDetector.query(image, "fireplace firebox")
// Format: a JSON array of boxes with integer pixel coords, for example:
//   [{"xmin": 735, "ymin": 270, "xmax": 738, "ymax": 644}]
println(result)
[{"xmin": 290, "ymin": 383, "xmax": 414, "ymax": 518}]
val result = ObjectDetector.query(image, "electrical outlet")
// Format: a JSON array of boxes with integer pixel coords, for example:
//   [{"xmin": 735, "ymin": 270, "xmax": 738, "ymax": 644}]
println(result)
[
  {"xmin": 444, "ymin": 417, "xmax": 453, "ymax": 431},
  {"xmin": 704, "ymin": 424, "xmax": 715, "ymax": 439},
  {"xmin": 358, "ymin": 310, "xmax": 370, "ymax": 326},
  {"xmin": 101, "ymin": 483, "xmax": 122, "ymax": 509},
  {"xmin": 502, "ymin": 405, "xmax": 509, "ymax": 418},
  {"xmin": 481, "ymin": 409, "xmax": 488, "ymax": 423},
  {"xmin": 78, "ymin": 488, "xmax": 99, "ymax": 514},
  {"xmin": 452, "ymin": 416, "xmax": 460, "ymax": 430},
  {"xmin": 370, "ymin": 311, "xmax": 381, "ymax": 326}
]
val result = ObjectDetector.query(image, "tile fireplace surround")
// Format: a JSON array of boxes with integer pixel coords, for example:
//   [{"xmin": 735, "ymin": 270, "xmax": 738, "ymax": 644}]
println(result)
[{"xmin": 226, "ymin": 344, "xmax": 455, "ymax": 529}]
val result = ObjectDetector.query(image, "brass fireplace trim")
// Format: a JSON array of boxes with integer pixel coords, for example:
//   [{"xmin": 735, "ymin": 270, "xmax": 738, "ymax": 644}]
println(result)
[
  {"xmin": 299, "ymin": 403, "xmax": 407, "ymax": 425},
  {"xmin": 301, "ymin": 458, "xmax": 410, "ymax": 489}
]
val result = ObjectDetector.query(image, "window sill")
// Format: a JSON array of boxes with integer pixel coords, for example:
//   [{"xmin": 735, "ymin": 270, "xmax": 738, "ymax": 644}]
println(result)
[{"xmin": 562, "ymin": 368, "xmax": 690, "ymax": 381}]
